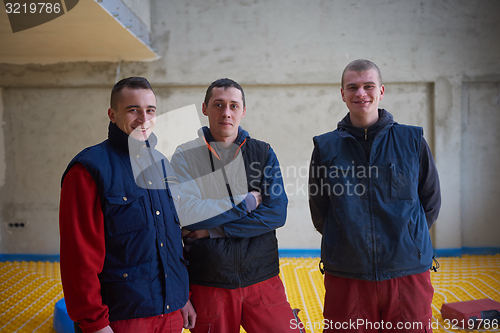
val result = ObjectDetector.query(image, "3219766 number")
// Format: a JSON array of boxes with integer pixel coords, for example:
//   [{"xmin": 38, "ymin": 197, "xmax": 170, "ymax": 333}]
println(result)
[{"xmin": 5, "ymin": 2, "xmax": 61, "ymax": 14}]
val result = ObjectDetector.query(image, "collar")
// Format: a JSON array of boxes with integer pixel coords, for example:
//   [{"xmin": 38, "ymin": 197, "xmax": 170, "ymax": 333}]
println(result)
[
  {"xmin": 108, "ymin": 122, "xmax": 158, "ymax": 153},
  {"xmin": 200, "ymin": 126, "xmax": 248, "ymax": 161},
  {"xmin": 337, "ymin": 109, "xmax": 394, "ymax": 141}
]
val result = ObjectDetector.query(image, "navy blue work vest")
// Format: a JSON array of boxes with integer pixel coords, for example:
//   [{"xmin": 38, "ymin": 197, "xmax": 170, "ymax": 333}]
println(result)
[
  {"xmin": 61, "ymin": 124, "xmax": 189, "ymax": 321},
  {"xmin": 313, "ymin": 123, "xmax": 434, "ymax": 281}
]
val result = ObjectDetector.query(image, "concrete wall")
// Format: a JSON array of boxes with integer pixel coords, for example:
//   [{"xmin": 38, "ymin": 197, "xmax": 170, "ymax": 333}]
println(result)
[
  {"xmin": 121, "ymin": 0, "xmax": 151, "ymax": 31},
  {"xmin": 0, "ymin": 88, "xmax": 109, "ymax": 252},
  {"xmin": 461, "ymin": 82, "xmax": 500, "ymax": 247},
  {"xmin": 0, "ymin": 0, "xmax": 499, "ymax": 254}
]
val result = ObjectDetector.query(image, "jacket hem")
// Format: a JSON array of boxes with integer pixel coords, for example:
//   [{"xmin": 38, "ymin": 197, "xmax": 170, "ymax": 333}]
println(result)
[
  {"xmin": 324, "ymin": 265, "xmax": 431, "ymax": 282},
  {"xmin": 188, "ymin": 270, "xmax": 280, "ymax": 289},
  {"xmin": 108, "ymin": 299, "xmax": 187, "ymax": 322}
]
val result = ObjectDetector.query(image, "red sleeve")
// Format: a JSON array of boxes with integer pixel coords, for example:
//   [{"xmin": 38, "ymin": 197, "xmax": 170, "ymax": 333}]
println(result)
[{"xmin": 59, "ymin": 163, "xmax": 110, "ymax": 333}]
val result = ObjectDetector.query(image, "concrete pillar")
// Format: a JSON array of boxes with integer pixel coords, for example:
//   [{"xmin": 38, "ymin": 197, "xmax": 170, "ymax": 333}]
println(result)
[
  {"xmin": 432, "ymin": 77, "xmax": 462, "ymax": 250},
  {"xmin": 0, "ymin": 89, "xmax": 5, "ymax": 188}
]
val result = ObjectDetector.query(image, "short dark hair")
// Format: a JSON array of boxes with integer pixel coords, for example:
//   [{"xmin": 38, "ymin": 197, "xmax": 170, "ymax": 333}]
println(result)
[
  {"xmin": 110, "ymin": 77, "xmax": 154, "ymax": 110},
  {"xmin": 204, "ymin": 78, "xmax": 246, "ymax": 108},
  {"xmin": 341, "ymin": 59, "xmax": 382, "ymax": 88}
]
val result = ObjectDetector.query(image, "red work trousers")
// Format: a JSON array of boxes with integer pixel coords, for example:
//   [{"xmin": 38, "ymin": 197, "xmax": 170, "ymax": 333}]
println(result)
[
  {"xmin": 189, "ymin": 275, "xmax": 300, "ymax": 333},
  {"xmin": 109, "ymin": 310, "xmax": 183, "ymax": 333},
  {"xmin": 323, "ymin": 271, "xmax": 434, "ymax": 333}
]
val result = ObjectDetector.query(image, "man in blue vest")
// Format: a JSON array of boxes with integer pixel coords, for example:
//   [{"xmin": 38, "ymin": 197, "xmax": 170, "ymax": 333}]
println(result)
[
  {"xmin": 59, "ymin": 77, "xmax": 196, "ymax": 333},
  {"xmin": 171, "ymin": 78, "xmax": 300, "ymax": 332},
  {"xmin": 309, "ymin": 60, "xmax": 441, "ymax": 332}
]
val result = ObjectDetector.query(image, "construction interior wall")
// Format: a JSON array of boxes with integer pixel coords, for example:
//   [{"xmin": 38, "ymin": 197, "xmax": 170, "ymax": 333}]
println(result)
[{"xmin": 0, "ymin": 0, "xmax": 499, "ymax": 254}]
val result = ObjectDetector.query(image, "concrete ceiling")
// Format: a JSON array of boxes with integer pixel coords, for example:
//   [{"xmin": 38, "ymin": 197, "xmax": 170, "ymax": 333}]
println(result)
[{"xmin": 0, "ymin": 0, "xmax": 158, "ymax": 65}]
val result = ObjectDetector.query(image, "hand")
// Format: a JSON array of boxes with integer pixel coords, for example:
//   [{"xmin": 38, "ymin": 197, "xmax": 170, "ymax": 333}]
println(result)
[
  {"xmin": 181, "ymin": 228, "xmax": 191, "ymax": 238},
  {"xmin": 250, "ymin": 191, "xmax": 263, "ymax": 207},
  {"xmin": 93, "ymin": 326, "xmax": 114, "ymax": 333},
  {"xmin": 182, "ymin": 229, "xmax": 210, "ymax": 240},
  {"xmin": 180, "ymin": 299, "xmax": 197, "ymax": 329}
]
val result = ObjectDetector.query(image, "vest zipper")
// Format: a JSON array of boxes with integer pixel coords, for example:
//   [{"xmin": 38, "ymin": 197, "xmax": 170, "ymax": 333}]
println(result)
[
  {"xmin": 221, "ymin": 165, "xmax": 235, "ymax": 205},
  {"xmin": 367, "ymin": 156, "xmax": 378, "ymax": 280},
  {"xmin": 349, "ymin": 135, "xmax": 378, "ymax": 279},
  {"xmin": 209, "ymin": 146, "xmax": 235, "ymax": 205},
  {"xmin": 235, "ymin": 240, "xmax": 242, "ymax": 287}
]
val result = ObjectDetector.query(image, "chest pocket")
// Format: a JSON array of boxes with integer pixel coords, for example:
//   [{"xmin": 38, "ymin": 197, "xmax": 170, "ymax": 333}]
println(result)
[
  {"xmin": 389, "ymin": 162, "xmax": 415, "ymax": 202},
  {"xmin": 104, "ymin": 187, "xmax": 148, "ymax": 236}
]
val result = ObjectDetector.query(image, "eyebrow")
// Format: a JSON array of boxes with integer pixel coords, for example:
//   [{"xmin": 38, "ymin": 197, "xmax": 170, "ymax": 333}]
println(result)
[
  {"xmin": 126, "ymin": 105, "xmax": 156, "ymax": 109},
  {"xmin": 346, "ymin": 81, "xmax": 377, "ymax": 87},
  {"xmin": 212, "ymin": 99, "xmax": 241, "ymax": 104}
]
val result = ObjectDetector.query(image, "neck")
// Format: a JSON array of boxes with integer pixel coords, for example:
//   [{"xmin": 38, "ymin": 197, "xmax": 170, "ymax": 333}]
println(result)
[
  {"xmin": 209, "ymin": 130, "xmax": 237, "ymax": 149},
  {"xmin": 350, "ymin": 112, "xmax": 379, "ymax": 128},
  {"xmin": 216, "ymin": 140, "xmax": 234, "ymax": 149}
]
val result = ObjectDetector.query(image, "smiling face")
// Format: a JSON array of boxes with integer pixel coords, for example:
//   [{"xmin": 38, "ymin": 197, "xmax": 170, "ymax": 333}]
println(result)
[
  {"xmin": 202, "ymin": 87, "xmax": 246, "ymax": 144},
  {"xmin": 341, "ymin": 68, "xmax": 385, "ymax": 128},
  {"xmin": 108, "ymin": 87, "xmax": 157, "ymax": 141}
]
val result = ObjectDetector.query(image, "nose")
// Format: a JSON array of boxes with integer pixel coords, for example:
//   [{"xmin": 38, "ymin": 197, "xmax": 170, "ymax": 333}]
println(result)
[
  {"xmin": 222, "ymin": 105, "xmax": 232, "ymax": 118},
  {"xmin": 356, "ymin": 88, "xmax": 366, "ymax": 97},
  {"xmin": 136, "ymin": 110, "xmax": 147, "ymax": 123}
]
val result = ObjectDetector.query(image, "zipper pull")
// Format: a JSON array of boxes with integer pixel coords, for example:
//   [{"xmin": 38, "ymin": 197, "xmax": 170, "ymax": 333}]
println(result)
[
  {"xmin": 431, "ymin": 255, "xmax": 440, "ymax": 272},
  {"xmin": 365, "ymin": 128, "xmax": 368, "ymax": 140}
]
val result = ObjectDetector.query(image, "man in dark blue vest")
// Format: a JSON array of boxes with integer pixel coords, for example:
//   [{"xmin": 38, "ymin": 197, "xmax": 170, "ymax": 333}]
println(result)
[
  {"xmin": 59, "ymin": 77, "xmax": 196, "ymax": 333},
  {"xmin": 171, "ymin": 78, "xmax": 300, "ymax": 332},
  {"xmin": 309, "ymin": 60, "xmax": 441, "ymax": 332}
]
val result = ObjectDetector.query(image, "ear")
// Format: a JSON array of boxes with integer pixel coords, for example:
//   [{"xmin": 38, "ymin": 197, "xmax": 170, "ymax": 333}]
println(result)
[
  {"xmin": 340, "ymin": 88, "xmax": 346, "ymax": 103},
  {"xmin": 202, "ymin": 103, "xmax": 208, "ymax": 116},
  {"xmin": 379, "ymin": 85, "xmax": 385, "ymax": 101},
  {"xmin": 108, "ymin": 108, "xmax": 117, "ymax": 123},
  {"xmin": 241, "ymin": 106, "xmax": 246, "ymax": 118}
]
